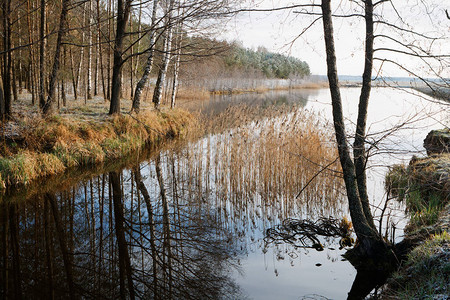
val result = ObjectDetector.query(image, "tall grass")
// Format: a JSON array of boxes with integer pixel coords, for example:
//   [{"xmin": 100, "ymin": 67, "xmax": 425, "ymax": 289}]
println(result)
[
  {"xmin": 386, "ymin": 154, "xmax": 450, "ymax": 230},
  {"xmin": 0, "ymin": 109, "xmax": 196, "ymax": 189},
  {"xmin": 174, "ymin": 104, "xmax": 345, "ymax": 220}
]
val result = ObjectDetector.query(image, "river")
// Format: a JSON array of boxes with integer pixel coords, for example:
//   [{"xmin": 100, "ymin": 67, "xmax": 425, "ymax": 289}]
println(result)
[{"xmin": 0, "ymin": 87, "xmax": 448, "ymax": 299}]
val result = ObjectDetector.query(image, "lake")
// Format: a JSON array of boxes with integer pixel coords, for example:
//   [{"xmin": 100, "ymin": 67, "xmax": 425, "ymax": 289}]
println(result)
[{"xmin": 0, "ymin": 87, "xmax": 448, "ymax": 299}]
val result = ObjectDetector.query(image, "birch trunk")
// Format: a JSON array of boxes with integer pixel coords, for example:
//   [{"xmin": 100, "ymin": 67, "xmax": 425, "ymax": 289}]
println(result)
[
  {"xmin": 152, "ymin": 1, "xmax": 174, "ymax": 110},
  {"xmin": 131, "ymin": 0, "xmax": 159, "ymax": 113},
  {"xmin": 170, "ymin": 25, "xmax": 183, "ymax": 109}
]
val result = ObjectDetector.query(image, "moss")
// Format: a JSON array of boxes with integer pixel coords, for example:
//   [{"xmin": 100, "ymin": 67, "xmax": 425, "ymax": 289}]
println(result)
[
  {"xmin": 383, "ymin": 232, "xmax": 450, "ymax": 299},
  {"xmin": 385, "ymin": 154, "xmax": 449, "ymax": 231}
]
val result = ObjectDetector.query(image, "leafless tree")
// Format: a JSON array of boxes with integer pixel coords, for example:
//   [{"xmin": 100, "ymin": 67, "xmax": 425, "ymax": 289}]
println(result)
[{"xmin": 235, "ymin": 0, "xmax": 449, "ymax": 267}]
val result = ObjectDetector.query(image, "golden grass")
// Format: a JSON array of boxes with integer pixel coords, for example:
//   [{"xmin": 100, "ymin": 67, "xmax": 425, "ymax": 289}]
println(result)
[
  {"xmin": 189, "ymin": 80, "xmax": 328, "ymax": 97},
  {"xmin": 292, "ymin": 82, "xmax": 329, "ymax": 89},
  {"xmin": 176, "ymin": 87, "xmax": 210, "ymax": 100},
  {"xmin": 175, "ymin": 104, "xmax": 345, "ymax": 213},
  {"xmin": 0, "ymin": 95, "xmax": 197, "ymax": 190}
]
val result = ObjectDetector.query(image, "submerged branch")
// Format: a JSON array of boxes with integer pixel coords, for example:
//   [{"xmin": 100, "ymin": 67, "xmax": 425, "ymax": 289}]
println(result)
[{"xmin": 265, "ymin": 217, "xmax": 353, "ymax": 251}]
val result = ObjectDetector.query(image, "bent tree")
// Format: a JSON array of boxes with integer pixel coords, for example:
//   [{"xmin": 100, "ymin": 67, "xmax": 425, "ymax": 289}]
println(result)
[
  {"xmin": 321, "ymin": 0, "xmax": 385, "ymax": 262},
  {"xmin": 280, "ymin": 0, "xmax": 447, "ymax": 264}
]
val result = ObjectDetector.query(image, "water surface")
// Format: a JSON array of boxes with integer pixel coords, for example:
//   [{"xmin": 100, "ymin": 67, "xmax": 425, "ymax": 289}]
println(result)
[{"xmin": 0, "ymin": 87, "xmax": 448, "ymax": 299}]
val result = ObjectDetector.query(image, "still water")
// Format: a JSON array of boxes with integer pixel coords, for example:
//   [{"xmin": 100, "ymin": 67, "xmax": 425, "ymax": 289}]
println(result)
[{"xmin": 0, "ymin": 87, "xmax": 448, "ymax": 299}]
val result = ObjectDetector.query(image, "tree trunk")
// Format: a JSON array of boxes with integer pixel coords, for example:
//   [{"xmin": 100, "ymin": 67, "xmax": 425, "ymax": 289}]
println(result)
[
  {"xmin": 0, "ymin": 81, "xmax": 4, "ymax": 116},
  {"xmin": 109, "ymin": 0, "xmax": 132, "ymax": 114},
  {"xmin": 106, "ymin": 0, "xmax": 112, "ymax": 101},
  {"xmin": 11, "ymin": 59, "xmax": 18, "ymax": 102},
  {"xmin": 170, "ymin": 27, "xmax": 183, "ymax": 109},
  {"xmin": 96, "ymin": 0, "xmax": 106, "ymax": 100},
  {"xmin": 39, "ymin": 0, "xmax": 46, "ymax": 109},
  {"xmin": 2, "ymin": 0, "xmax": 12, "ymax": 118},
  {"xmin": 152, "ymin": 0, "xmax": 174, "ymax": 109},
  {"xmin": 131, "ymin": 0, "xmax": 159, "ymax": 113},
  {"xmin": 26, "ymin": 0, "xmax": 36, "ymax": 105},
  {"xmin": 75, "ymin": 4, "xmax": 86, "ymax": 101},
  {"xmin": 320, "ymin": 0, "xmax": 379, "ymax": 242},
  {"xmin": 353, "ymin": 0, "xmax": 377, "ymax": 231},
  {"xmin": 87, "ymin": 0, "xmax": 93, "ymax": 100},
  {"xmin": 62, "ymin": 47, "xmax": 67, "ymax": 106},
  {"xmin": 69, "ymin": 49, "xmax": 78, "ymax": 99},
  {"xmin": 42, "ymin": 0, "xmax": 70, "ymax": 115}
]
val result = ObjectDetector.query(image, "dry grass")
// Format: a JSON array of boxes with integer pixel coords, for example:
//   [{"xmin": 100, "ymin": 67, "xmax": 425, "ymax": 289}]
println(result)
[
  {"xmin": 175, "ymin": 104, "xmax": 345, "ymax": 212},
  {"xmin": 0, "ymin": 94, "xmax": 197, "ymax": 189},
  {"xmin": 292, "ymin": 82, "xmax": 329, "ymax": 89},
  {"xmin": 176, "ymin": 87, "xmax": 210, "ymax": 101},
  {"xmin": 386, "ymin": 154, "xmax": 450, "ymax": 231}
]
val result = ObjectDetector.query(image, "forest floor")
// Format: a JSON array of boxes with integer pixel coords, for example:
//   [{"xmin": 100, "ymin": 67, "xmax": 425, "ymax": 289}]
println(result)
[{"xmin": 0, "ymin": 93, "xmax": 198, "ymax": 191}]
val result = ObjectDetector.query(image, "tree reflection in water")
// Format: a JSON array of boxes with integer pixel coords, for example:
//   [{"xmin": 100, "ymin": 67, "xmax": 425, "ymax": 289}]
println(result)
[
  {"xmin": 0, "ymin": 154, "xmax": 243, "ymax": 299},
  {"xmin": 0, "ymin": 114, "xmax": 347, "ymax": 299}
]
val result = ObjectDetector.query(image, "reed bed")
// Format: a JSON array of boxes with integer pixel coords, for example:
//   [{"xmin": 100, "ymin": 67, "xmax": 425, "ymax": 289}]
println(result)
[
  {"xmin": 173, "ymin": 104, "xmax": 346, "ymax": 225},
  {"xmin": 175, "ymin": 87, "xmax": 210, "ymax": 101}
]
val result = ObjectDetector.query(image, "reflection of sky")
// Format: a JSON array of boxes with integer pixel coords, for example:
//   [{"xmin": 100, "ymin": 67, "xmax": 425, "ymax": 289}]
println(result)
[
  {"xmin": 239, "ymin": 246, "xmax": 355, "ymax": 300},
  {"xmin": 222, "ymin": 1, "xmax": 449, "ymax": 77},
  {"xmin": 199, "ymin": 87, "xmax": 447, "ymax": 298},
  {"xmin": 6, "ymin": 87, "xmax": 447, "ymax": 299}
]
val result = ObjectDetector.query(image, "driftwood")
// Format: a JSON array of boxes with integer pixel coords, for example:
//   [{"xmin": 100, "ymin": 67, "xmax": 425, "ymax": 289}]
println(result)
[{"xmin": 265, "ymin": 217, "xmax": 353, "ymax": 251}]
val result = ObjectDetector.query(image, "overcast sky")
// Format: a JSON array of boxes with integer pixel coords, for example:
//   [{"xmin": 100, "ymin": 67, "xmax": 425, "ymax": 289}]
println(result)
[{"xmin": 221, "ymin": 1, "xmax": 449, "ymax": 77}]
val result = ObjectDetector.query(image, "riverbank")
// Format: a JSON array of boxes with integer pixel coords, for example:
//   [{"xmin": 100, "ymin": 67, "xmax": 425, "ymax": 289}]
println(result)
[
  {"xmin": 382, "ymin": 130, "xmax": 449, "ymax": 299},
  {"xmin": 0, "ymin": 96, "xmax": 197, "ymax": 191}
]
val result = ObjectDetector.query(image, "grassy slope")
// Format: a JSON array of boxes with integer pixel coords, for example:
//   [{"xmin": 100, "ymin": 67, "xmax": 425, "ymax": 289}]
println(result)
[
  {"xmin": 0, "ymin": 96, "xmax": 197, "ymax": 190},
  {"xmin": 383, "ymin": 154, "xmax": 450, "ymax": 298}
]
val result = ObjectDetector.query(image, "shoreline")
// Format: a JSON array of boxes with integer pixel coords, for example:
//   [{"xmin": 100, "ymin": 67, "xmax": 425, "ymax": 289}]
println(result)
[
  {"xmin": 0, "ymin": 96, "xmax": 197, "ymax": 192},
  {"xmin": 381, "ymin": 130, "xmax": 449, "ymax": 298}
]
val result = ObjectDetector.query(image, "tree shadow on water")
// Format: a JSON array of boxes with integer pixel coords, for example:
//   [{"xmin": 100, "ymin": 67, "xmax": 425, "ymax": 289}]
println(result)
[{"xmin": 265, "ymin": 217, "xmax": 394, "ymax": 300}]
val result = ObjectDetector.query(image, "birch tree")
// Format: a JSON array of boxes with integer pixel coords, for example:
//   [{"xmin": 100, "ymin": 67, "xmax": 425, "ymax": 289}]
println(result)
[
  {"xmin": 151, "ymin": 0, "xmax": 175, "ymax": 109},
  {"xmin": 131, "ymin": 0, "xmax": 160, "ymax": 113}
]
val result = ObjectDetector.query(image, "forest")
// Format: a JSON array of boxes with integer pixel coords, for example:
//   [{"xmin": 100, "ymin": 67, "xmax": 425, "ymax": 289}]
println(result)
[
  {"xmin": 0, "ymin": 0, "xmax": 310, "ymax": 118},
  {"xmin": 0, "ymin": 0, "xmax": 448, "ymax": 299}
]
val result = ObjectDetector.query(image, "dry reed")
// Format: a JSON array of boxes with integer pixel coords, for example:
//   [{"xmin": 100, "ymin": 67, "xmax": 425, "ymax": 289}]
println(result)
[{"xmin": 172, "ymin": 104, "xmax": 345, "ymax": 223}]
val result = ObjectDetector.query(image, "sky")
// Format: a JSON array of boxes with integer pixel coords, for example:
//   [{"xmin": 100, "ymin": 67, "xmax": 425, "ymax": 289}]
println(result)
[{"xmin": 221, "ymin": 1, "xmax": 450, "ymax": 77}]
